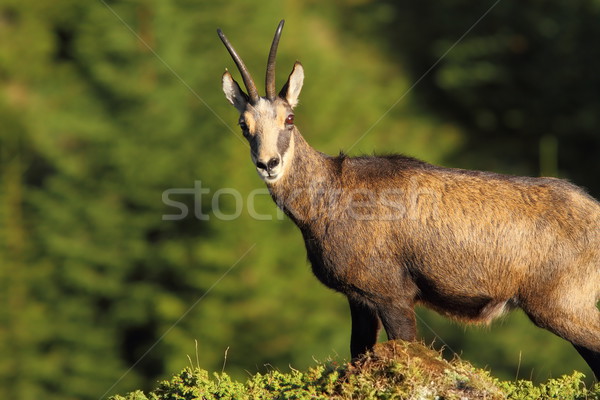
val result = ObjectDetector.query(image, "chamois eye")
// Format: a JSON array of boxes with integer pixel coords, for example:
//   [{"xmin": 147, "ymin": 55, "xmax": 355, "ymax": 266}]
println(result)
[
  {"xmin": 285, "ymin": 114, "xmax": 294, "ymax": 126},
  {"xmin": 239, "ymin": 120, "xmax": 249, "ymax": 136}
]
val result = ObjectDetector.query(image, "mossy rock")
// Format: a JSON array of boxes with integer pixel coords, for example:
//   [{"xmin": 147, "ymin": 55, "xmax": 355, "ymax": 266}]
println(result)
[
  {"xmin": 343, "ymin": 340, "xmax": 503, "ymax": 399},
  {"xmin": 110, "ymin": 340, "xmax": 600, "ymax": 400}
]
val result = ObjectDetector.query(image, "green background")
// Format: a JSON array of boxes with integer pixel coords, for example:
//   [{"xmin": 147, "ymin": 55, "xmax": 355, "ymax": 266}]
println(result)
[{"xmin": 1, "ymin": 1, "xmax": 599, "ymax": 399}]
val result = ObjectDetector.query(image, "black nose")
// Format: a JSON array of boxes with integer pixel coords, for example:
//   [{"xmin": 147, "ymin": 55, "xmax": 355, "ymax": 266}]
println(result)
[{"xmin": 257, "ymin": 157, "xmax": 280, "ymax": 172}]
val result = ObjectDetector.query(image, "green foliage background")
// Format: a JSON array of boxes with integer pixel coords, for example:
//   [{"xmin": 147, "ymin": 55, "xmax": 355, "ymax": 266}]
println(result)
[{"xmin": 0, "ymin": 1, "xmax": 598, "ymax": 399}]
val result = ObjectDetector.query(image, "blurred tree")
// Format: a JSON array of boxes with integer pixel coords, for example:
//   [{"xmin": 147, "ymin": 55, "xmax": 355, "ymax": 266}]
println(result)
[
  {"xmin": 341, "ymin": 0, "xmax": 600, "ymax": 196},
  {"xmin": 0, "ymin": 1, "xmax": 461, "ymax": 399}
]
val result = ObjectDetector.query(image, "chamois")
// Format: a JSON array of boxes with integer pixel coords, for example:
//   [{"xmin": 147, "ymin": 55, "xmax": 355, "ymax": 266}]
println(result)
[{"xmin": 218, "ymin": 20, "xmax": 600, "ymax": 378}]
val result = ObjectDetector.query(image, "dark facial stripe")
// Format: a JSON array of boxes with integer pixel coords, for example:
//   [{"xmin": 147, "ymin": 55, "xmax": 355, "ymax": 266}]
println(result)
[
  {"xmin": 277, "ymin": 128, "xmax": 292, "ymax": 155},
  {"xmin": 249, "ymin": 135, "xmax": 260, "ymax": 158}
]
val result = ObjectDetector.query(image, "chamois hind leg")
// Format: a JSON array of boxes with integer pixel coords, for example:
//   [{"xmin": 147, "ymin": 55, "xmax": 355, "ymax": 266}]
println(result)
[
  {"xmin": 523, "ymin": 289, "xmax": 600, "ymax": 380},
  {"xmin": 573, "ymin": 345, "xmax": 600, "ymax": 380},
  {"xmin": 348, "ymin": 297, "xmax": 382, "ymax": 359}
]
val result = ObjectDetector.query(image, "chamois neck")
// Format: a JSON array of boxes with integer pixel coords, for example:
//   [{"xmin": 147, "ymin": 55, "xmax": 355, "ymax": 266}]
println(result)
[{"xmin": 267, "ymin": 129, "xmax": 334, "ymax": 227}]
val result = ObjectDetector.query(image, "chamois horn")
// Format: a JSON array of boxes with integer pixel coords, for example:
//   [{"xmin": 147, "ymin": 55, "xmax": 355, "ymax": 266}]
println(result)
[
  {"xmin": 266, "ymin": 20, "xmax": 285, "ymax": 100},
  {"xmin": 217, "ymin": 27, "xmax": 260, "ymax": 104}
]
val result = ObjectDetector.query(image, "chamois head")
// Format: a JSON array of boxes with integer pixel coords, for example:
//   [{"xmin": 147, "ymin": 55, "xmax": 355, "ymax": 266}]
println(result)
[{"xmin": 218, "ymin": 20, "xmax": 304, "ymax": 184}]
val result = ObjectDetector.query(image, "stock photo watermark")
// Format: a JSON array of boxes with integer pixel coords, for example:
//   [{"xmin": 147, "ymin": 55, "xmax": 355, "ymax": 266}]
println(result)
[
  {"xmin": 162, "ymin": 181, "xmax": 281, "ymax": 221},
  {"xmin": 162, "ymin": 180, "xmax": 442, "ymax": 222}
]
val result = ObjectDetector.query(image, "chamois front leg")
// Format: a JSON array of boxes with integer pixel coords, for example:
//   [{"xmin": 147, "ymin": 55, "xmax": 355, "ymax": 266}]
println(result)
[
  {"xmin": 348, "ymin": 297, "xmax": 381, "ymax": 359},
  {"xmin": 376, "ymin": 300, "xmax": 417, "ymax": 343}
]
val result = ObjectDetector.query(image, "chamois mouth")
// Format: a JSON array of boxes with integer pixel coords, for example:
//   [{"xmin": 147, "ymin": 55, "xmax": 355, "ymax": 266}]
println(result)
[
  {"xmin": 257, "ymin": 167, "xmax": 283, "ymax": 184},
  {"xmin": 261, "ymin": 172, "xmax": 281, "ymax": 183}
]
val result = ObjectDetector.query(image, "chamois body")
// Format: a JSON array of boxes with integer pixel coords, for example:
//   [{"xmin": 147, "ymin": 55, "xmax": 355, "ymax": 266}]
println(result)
[
  {"xmin": 218, "ymin": 20, "xmax": 600, "ymax": 378},
  {"xmin": 273, "ymin": 132, "xmax": 600, "ymax": 363}
]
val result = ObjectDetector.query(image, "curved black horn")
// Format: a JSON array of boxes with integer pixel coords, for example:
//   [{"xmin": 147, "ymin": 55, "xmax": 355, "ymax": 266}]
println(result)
[
  {"xmin": 265, "ymin": 20, "xmax": 285, "ymax": 100},
  {"xmin": 217, "ymin": 28, "xmax": 260, "ymax": 104}
]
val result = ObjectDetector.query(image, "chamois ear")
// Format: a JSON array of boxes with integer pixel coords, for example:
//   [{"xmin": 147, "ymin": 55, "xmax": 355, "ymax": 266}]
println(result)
[
  {"xmin": 279, "ymin": 62, "xmax": 304, "ymax": 109},
  {"xmin": 222, "ymin": 70, "xmax": 249, "ymax": 112}
]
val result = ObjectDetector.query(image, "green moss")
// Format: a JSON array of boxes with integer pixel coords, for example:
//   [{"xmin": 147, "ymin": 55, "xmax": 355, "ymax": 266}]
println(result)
[
  {"xmin": 110, "ymin": 341, "xmax": 600, "ymax": 400},
  {"xmin": 500, "ymin": 371, "xmax": 600, "ymax": 400}
]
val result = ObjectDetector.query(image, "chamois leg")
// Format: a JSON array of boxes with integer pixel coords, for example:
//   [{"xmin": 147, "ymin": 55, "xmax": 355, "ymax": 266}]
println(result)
[
  {"xmin": 348, "ymin": 297, "xmax": 381, "ymax": 359},
  {"xmin": 573, "ymin": 345, "xmax": 600, "ymax": 380},
  {"xmin": 376, "ymin": 301, "xmax": 417, "ymax": 343},
  {"xmin": 524, "ymin": 298, "xmax": 600, "ymax": 380}
]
